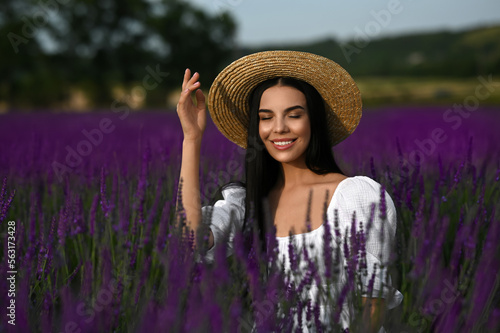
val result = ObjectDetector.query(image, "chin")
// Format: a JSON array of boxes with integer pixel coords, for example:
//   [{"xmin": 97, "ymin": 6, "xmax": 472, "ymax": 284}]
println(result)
[
  {"xmin": 264, "ymin": 144, "xmax": 306, "ymax": 163},
  {"xmin": 267, "ymin": 152, "xmax": 306, "ymax": 164}
]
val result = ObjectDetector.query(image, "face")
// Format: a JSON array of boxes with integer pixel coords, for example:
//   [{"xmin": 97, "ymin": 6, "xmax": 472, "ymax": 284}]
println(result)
[{"xmin": 258, "ymin": 85, "xmax": 311, "ymax": 165}]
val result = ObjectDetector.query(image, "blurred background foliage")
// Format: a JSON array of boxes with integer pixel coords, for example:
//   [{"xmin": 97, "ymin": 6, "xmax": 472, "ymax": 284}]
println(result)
[
  {"xmin": 0, "ymin": 0, "xmax": 499, "ymax": 111},
  {"xmin": 0, "ymin": 0, "xmax": 236, "ymax": 110}
]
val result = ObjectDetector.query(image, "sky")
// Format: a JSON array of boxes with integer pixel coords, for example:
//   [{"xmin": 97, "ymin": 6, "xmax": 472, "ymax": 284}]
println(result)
[{"xmin": 188, "ymin": 0, "xmax": 500, "ymax": 46}]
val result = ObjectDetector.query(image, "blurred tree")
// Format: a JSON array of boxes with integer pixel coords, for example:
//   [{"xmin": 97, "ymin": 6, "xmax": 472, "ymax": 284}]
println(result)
[{"xmin": 0, "ymin": 0, "xmax": 237, "ymax": 110}]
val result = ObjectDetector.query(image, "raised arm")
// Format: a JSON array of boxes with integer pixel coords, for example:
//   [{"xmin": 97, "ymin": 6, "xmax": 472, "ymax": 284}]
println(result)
[{"xmin": 175, "ymin": 69, "xmax": 214, "ymax": 249}]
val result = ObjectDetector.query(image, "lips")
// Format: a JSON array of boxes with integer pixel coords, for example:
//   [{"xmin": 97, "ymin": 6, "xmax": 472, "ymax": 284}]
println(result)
[{"xmin": 271, "ymin": 138, "xmax": 297, "ymax": 150}]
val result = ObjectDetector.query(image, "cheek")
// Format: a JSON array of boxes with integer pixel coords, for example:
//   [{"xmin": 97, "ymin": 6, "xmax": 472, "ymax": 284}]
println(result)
[
  {"xmin": 258, "ymin": 123, "xmax": 269, "ymax": 139},
  {"xmin": 292, "ymin": 120, "xmax": 310, "ymax": 137}
]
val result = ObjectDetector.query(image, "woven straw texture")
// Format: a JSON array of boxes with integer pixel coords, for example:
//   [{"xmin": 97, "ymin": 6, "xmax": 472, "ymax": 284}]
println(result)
[{"xmin": 207, "ymin": 50, "xmax": 362, "ymax": 149}]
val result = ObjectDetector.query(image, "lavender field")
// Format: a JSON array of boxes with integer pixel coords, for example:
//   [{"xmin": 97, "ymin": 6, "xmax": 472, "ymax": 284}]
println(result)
[{"xmin": 1, "ymin": 106, "xmax": 499, "ymax": 332}]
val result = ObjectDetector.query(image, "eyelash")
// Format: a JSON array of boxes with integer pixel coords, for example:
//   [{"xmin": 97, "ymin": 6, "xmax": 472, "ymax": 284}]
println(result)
[{"xmin": 260, "ymin": 115, "xmax": 301, "ymax": 121}]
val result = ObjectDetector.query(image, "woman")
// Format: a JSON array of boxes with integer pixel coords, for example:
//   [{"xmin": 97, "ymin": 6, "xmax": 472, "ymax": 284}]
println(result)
[{"xmin": 175, "ymin": 51, "xmax": 403, "ymax": 332}]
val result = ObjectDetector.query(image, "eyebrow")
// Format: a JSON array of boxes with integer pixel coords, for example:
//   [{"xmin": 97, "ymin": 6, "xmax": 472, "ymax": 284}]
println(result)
[{"xmin": 258, "ymin": 105, "xmax": 306, "ymax": 113}]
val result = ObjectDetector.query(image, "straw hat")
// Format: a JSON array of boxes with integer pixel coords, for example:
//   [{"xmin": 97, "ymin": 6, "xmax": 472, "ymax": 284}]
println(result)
[{"xmin": 207, "ymin": 50, "xmax": 362, "ymax": 149}]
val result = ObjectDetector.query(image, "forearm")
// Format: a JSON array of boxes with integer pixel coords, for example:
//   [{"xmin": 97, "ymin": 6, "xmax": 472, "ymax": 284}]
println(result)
[
  {"xmin": 361, "ymin": 297, "xmax": 386, "ymax": 333},
  {"xmin": 174, "ymin": 68, "xmax": 214, "ymax": 250},
  {"xmin": 176, "ymin": 138, "xmax": 215, "ymax": 250},
  {"xmin": 176, "ymin": 138, "xmax": 203, "ymax": 231}
]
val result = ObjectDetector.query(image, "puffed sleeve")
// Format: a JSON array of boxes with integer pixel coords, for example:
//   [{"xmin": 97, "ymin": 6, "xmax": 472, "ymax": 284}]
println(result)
[
  {"xmin": 199, "ymin": 185, "xmax": 246, "ymax": 263},
  {"xmin": 336, "ymin": 176, "xmax": 403, "ymax": 309}
]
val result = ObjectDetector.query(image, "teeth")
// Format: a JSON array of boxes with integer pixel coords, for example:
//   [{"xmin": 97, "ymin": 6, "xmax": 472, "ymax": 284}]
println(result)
[{"xmin": 274, "ymin": 140, "xmax": 293, "ymax": 146}]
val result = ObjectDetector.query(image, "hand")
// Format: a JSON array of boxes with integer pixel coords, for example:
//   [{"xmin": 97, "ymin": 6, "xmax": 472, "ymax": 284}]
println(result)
[{"xmin": 176, "ymin": 69, "xmax": 207, "ymax": 142}]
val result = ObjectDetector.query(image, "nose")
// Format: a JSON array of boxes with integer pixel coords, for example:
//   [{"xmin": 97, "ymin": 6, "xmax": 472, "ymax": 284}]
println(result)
[{"xmin": 273, "ymin": 116, "xmax": 288, "ymax": 133}]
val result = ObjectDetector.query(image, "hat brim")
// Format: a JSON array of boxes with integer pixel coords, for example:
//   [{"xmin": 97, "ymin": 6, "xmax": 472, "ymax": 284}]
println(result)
[{"xmin": 208, "ymin": 50, "xmax": 362, "ymax": 149}]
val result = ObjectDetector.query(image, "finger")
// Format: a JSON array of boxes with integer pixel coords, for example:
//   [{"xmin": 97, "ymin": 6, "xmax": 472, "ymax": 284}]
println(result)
[
  {"xmin": 187, "ymin": 72, "xmax": 200, "ymax": 87},
  {"xmin": 182, "ymin": 68, "xmax": 191, "ymax": 91},
  {"xmin": 178, "ymin": 82, "xmax": 195, "ymax": 107},
  {"xmin": 178, "ymin": 89, "xmax": 193, "ymax": 108},
  {"xmin": 178, "ymin": 81, "xmax": 202, "ymax": 108},
  {"xmin": 185, "ymin": 81, "xmax": 200, "ymax": 94},
  {"xmin": 195, "ymin": 89, "xmax": 206, "ymax": 110}
]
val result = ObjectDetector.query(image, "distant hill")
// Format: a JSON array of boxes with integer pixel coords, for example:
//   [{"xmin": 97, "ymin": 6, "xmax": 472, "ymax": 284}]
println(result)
[{"xmin": 231, "ymin": 25, "xmax": 500, "ymax": 78}]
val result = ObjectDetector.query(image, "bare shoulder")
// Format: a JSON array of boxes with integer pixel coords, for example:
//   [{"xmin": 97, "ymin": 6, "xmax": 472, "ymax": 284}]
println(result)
[
  {"xmin": 319, "ymin": 172, "xmax": 349, "ymax": 188},
  {"xmin": 310, "ymin": 172, "xmax": 349, "ymax": 199}
]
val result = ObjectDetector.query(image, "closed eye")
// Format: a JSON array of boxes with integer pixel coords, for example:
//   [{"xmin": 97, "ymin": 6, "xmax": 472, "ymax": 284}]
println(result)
[{"xmin": 289, "ymin": 115, "xmax": 301, "ymax": 118}]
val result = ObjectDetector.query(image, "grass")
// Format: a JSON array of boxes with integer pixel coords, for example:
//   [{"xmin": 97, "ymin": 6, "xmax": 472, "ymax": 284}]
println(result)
[{"xmin": 355, "ymin": 76, "xmax": 500, "ymax": 106}]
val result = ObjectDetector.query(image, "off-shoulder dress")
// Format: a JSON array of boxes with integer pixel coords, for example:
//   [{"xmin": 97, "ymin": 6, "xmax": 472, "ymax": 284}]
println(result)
[{"xmin": 201, "ymin": 175, "xmax": 403, "ymax": 332}]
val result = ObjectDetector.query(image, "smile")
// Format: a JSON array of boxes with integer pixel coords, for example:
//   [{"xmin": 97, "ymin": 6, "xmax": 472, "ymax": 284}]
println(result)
[{"xmin": 271, "ymin": 139, "xmax": 297, "ymax": 150}]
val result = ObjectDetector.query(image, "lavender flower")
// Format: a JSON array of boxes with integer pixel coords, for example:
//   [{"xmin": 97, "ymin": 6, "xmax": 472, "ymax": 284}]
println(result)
[
  {"xmin": 288, "ymin": 236, "xmax": 298, "ymax": 272},
  {"xmin": 313, "ymin": 301, "xmax": 323, "ymax": 333},
  {"xmin": 89, "ymin": 193, "xmax": 99, "ymax": 237},
  {"xmin": 100, "ymin": 166, "xmax": 111, "ymax": 218},
  {"xmin": 0, "ymin": 176, "xmax": 6, "ymax": 206},
  {"xmin": 0, "ymin": 108, "xmax": 498, "ymax": 331},
  {"xmin": 0, "ymin": 178, "xmax": 15, "ymax": 224},
  {"xmin": 366, "ymin": 263, "xmax": 378, "ymax": 298},
  {"xmin": 145, "ymin": 176, "xmax": 164, "ymax": 244},
  {"xmin": 378, "ymin": 184, "xmax": 387, "ymax": 221},
  {"xmin": 322, "ymin": 190, "xmax": 334, "ymax": 279},
  {"xmin": 135, "ymin": 255, "xmax": 152, "ymax": 304},
  {"xmin": 357, "ymin": 222, "xmax": 368, "ymax": 276},
  {"xmin": 156, "ymin": 200, "xmax": 171, "ymax": 251},
  {"xmin": 370, "ymin": 156, "xmax": 377, "ymax": 180},
  {"xmin": 57, "ymin": 207, "xmax": 68, "ymax": 247},
  {"xmin": 82, "ymin": 260, "xmax": 93, "ymax": 298}
]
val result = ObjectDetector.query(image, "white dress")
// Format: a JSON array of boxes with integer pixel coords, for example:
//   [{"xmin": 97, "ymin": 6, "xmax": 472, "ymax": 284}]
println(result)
[{"xmin": 201, "ymin": 176, "xmax": 403, "ymax": 332}]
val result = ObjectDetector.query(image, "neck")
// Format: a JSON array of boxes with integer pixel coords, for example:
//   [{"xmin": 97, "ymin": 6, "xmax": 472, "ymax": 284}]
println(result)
[{"xmin": 276, "ymin": 159, "xmax": 318, "ymax": 189}]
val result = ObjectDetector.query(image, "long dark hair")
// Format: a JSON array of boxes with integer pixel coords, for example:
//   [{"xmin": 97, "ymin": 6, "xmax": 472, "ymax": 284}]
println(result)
[{"xmin": 240, "ymin": 77, "xmax": 345, "ymax": 253}]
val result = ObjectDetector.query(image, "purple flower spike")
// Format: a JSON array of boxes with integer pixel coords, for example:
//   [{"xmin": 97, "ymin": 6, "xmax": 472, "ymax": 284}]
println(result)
[
  {"xmin": 306, "ymin": 299, "xmax": 312, "ymax": 322},
  {"xmin": 357, "ymin": 222, "xmax": 368, "ymax": 275},
  {"xmin": 295, "ymin": 299, "xmax": 304, "ymax": 331},
  {"xmin": 0, "ymin": 178, "xmax": 16, "ymax": 224},
  {"xmin": 288, "ymin": 237, "xmax": 298, "ymax": 271},
  {"xmin": 89, "ymin": 193, "xmax": 99, "ymax": 237},
  {"xmin": 67, "ymin": 264, "xmax": 81, "ymax": 286},
  {"xmin": 129, "ymin": 242, "xmax": 139, "ymax": 268},
  {"xmin": 313, "ymin": 301, "xmax": 323, "ymax": 333},
  {"xmin": 101, "ymin": 247, "xmax": 112, "ymax": 285},
  {"xmin": 366, "ymin": 263, "xmax": 378, "ymax": 298},
  {"xmin": 145, "ymin": 177, "xmax": 164, "ymax": 244},
  {"xmin": 370, "ymin": 156, "xmax": 377, "ymax": 180},
  {"xmin": 119, "ymin": 181, "xmax": 131, "ymax": 233},
  {"xmin": 0, "ymin": 190, "xmax": 16, "ymax": 224},
  {"xmin": 156, "ymin": 201, "xmax": 171, "ymax": 251},
  {"xmin": 82, "ymin": 260, "xmax": 93, "ymax": 298},
  {"xmin": 323, "ymin": 221, "xmax": 333, "ymax": 280},
  {"xmin": 135, "ymin": 255, "xmax": 152, "ymax": 304},
  {"xmin": 0, "ymin": 176, "xmax": 6, "ymax": 206},
  {"xmin": 57, "ymin": 207, "xmax": 68, "ymax": 247},
  {"xmin": 349, "ymin": 211, "xmax": 358, "ymax": 255},
  {"xmin": 100, "ymin": 166, "xmax": 113, "ymax": 220},
  {"xmin": 378, "ymin": 184, "xmax": 387, "ymax": 221},
  {"xmin": 411, "ymin": 195, "xmax": 425, "ymax": 238}
]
